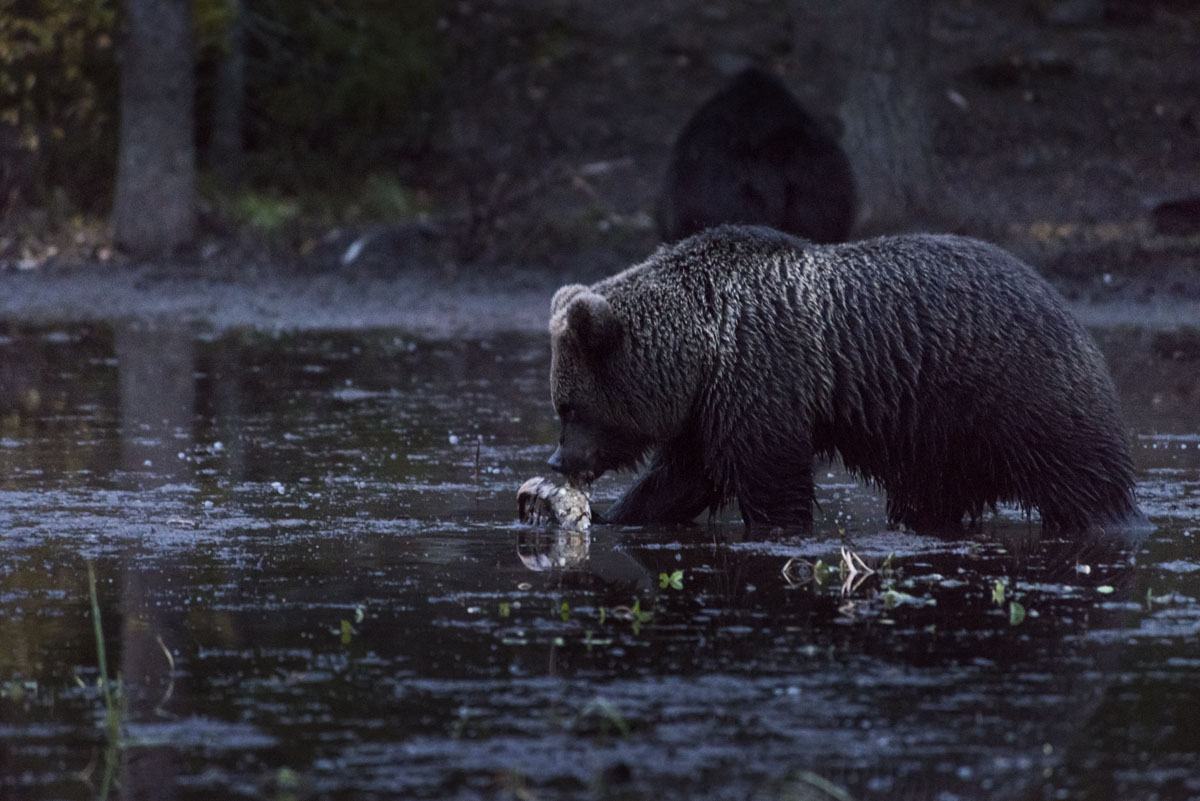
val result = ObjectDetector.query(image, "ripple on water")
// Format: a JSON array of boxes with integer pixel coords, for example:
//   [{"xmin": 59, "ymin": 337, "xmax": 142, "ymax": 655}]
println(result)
[{"xmin": 0, "ymin": 325, "xmax": 1197, "ymax": 801}]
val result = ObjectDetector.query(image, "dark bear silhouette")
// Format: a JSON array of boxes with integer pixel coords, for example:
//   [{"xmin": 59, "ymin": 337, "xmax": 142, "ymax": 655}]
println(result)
[
  {"xmin": 546, "ymin": 226, "xmax": 1142, "ymax": 534},
  {"xmin": 657, "ymin": 68, "xmax": 857, "ymax": 244}
]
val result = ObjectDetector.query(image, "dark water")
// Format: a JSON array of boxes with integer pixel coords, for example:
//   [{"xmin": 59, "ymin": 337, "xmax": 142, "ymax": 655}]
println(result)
[{"xmin": 0, "ymin": 323, "xmax": 1197, "ymax": 801}]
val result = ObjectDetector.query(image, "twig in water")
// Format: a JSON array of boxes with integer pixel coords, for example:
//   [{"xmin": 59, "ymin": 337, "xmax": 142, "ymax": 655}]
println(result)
[
  {"xmin": 154, "ymin": 635, "xmax": 176, "ymax": 715},
  {"xmin": 839, "ymin": 547, "xmax": 876, "ymax": 596}
]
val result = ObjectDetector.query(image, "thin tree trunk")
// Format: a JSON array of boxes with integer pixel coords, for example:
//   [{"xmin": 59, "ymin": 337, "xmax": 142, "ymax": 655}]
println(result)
[
  {"xmin": 208, "ymin": 0, "xmax": 245, "ymax": 183},
  {"xmin": 112, "ymin": 0, "xmax": 196, "ymax": 254},
  {"xmin": 792, "ymin": 0, "xmax": 936, "ymax": 234}
]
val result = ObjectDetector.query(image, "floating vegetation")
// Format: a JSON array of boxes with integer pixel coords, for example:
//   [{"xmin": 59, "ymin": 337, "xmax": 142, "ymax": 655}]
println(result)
[
  {"xmin": 881, "ymin": 589, "xmax": 936, "ymax": 609},
  {"xmin": 582, "ymin": 630, "xmax": 613, "ymax": 650},
  {"xmin": 609, "ymin": 599, "xmax": 654, "ymax": 634},
  {"xmin": 782, "ymin": 547, "xmax": 882, "ymax": 597},
  {"xmin": 659, "ymin": 569, "xmax": 684, "ymax": 590}
]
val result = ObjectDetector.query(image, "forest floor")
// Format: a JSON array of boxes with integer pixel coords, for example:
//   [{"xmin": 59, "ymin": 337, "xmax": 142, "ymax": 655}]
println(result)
[{"xmin": 1, "ymin": 0, "xmax": 1198, "ymax": 334}]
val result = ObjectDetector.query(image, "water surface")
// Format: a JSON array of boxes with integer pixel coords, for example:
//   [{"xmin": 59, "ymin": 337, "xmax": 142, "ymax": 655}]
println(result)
[{"xmin": 0, "ymin": 324, "xmax": 1197, "ymax": 800}]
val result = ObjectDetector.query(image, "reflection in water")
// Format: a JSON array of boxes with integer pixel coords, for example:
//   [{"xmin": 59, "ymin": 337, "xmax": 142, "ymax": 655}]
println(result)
[
  {"xmin": 117, "ymin": 324, "xmax": 196, "ymax": 801},
  {"xmin": 0, "ymin": 324, "xmax": 1197, "ymax": 801},
  {"xmin": 115, "ymin": 324, "xmax": 196, "ymax": 482},
  {"xmin": 517, "ymin": 528, "xmax": 592, "ymax": 571}
]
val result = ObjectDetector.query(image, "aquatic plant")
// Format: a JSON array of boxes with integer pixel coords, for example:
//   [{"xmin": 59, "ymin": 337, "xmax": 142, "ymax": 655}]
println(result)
[
  {"xmin": 992, "ymin": 579, "xmax": 1007, "ymax": 605},
  {"xmin": 576, "ymin": 698, "xmax": 630, "ymax": 738},
  {"xmin": 85, "ymin": 561, "xmax": 122, "ymax": 801},
  {"xmin": 609, "ymin": 599, "xmax": 654, "ymax": 635}
]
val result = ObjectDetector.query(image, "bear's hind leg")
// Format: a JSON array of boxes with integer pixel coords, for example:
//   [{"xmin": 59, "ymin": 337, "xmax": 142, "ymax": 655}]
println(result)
[
  {"xmin": 886, "ymin": 484, "xmax": 970, "ymax": 534},
  {"xmin": 733, "ymin": 447, "xmax": 815, "ymax": 534}
]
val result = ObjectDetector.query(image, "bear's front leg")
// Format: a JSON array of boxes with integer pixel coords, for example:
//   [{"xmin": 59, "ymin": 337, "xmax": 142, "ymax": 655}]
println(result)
[
  {"xmin": 733, "ymin": 444, "xmax": 814, "ymax": 534},
  {"xmin": 602, "ymin": 441, "xmax": 720, "ymax": 526}
]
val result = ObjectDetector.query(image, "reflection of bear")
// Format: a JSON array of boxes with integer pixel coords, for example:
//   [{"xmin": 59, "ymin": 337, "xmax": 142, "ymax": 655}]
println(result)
[
  {"xmin": 546, "ymin": 226, "xmax": 1141, "ymax": 534},
  {"xmin": 657, "ymin": 68, "xmax": 856, "ymax": 245}
]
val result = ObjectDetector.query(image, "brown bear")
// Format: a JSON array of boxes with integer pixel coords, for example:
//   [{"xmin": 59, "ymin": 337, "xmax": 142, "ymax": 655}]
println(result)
[
  {"xmin": 546, "ymin": 226, "xmax": 1142, "ymax": 534},
  {"xmin": 657, "ymin": 68, "xmax": 856, "ymax": 245}
]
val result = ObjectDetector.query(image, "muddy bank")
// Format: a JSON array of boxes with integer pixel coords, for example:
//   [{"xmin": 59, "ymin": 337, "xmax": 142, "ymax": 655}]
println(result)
[
  {"xmin": 0, "ymin": 265, "xmax": 558, "ymax": 336},
  {"xmin": 0, "ymin": 258, "xmax": 1197, "ymax": 335}
]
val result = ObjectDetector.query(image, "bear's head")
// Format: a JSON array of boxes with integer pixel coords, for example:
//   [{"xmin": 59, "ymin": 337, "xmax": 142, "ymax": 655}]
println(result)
[{"xmin": 546, "ymin": 284, "xmax": 659, "ymax": 483}]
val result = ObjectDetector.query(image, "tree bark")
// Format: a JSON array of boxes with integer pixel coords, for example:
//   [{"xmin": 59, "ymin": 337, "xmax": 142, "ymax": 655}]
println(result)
[
  {"xmin": 111, "ymin": 0, "xmax": 196, "ymax": 254},
  {"xmin": 792, "ymin": 0, "xmax": 936, "ymax": 234},
  {"xmin": 208, "ymin": 0, "xmax": 245, "ymax": 183}
]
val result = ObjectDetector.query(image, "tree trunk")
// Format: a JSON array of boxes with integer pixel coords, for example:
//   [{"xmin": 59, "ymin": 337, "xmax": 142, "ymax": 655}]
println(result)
[
  {"xmin": 208, "ymin": 0, "xmax": 245, "ymax": 183},
  {"xmin": 111, "ymin": 0, "xmax": 196, "ymax": 254},
  {"xmin": 792, "ymin": 1, "xmax": 936, "ymax": 235}
]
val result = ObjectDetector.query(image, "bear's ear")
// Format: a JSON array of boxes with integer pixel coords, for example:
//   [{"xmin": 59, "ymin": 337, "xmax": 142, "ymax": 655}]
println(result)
[
  {"xmin": 551, "ymin": 284, "xmax": 589, "ymax": 317},
  {"xmin": 565, "ymin": 291, "xmax": 622, "ymax": 355}
]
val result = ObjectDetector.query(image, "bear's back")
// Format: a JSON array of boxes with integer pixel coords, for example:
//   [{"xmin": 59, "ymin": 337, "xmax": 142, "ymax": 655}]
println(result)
[
  {"xmin": 626, "ymin": 225, "xmax": 1108, "ymax": 426},
  {"xmin": 643, "ymin": 226, "xmax": 1062, "ymax": 320}
]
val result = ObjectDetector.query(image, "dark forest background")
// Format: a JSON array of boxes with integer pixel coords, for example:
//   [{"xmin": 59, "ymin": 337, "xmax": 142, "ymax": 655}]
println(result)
[{"xmin": 1, "ymin": 0, "xmax": 1197, "ymax": 287}]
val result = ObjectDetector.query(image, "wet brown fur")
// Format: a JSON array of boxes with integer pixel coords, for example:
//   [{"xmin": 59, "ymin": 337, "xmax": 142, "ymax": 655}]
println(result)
[{"xmin": 548, "ymin": 225, "xmax": 1140, "ymax": 533}]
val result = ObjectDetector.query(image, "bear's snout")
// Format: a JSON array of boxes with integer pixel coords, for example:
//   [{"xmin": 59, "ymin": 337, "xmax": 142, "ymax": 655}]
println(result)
[{"xmin": 547, "ymin": 444, "xmax": 597, "ymax": 480}]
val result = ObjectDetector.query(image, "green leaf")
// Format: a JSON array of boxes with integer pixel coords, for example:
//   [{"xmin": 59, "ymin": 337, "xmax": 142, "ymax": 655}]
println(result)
[
  {"xmin": 1096, "ymin": 585, "xmax": 1115, "ymax": 595},
  {"xmin": 1009, "ymin": 601, "xmax": 1026, "ymax": 626},
  {"xmin": 339, "ymin": 619, "xmax": 354, "ymax": 644},
  {"xmin": 992, "ymin": 579, "xmax": 1006, "ymax": 605},
  {"xmin": 630, "ymin": 599, "xmax": 653, "ymax": 624},
  {"xmin": 276, "ymin": 767, "xmax": 301, "ymax": 791},
  {"xmin": 498, "ymin": 601, "xmax": 511, "ymax": 618},
  {"xmin": 660, "ymin": 570, "xmax": 684, "ymax": 590},
  {"xmin": 560, "ymin": 600, "xmax": 571, "ymax": 622}
]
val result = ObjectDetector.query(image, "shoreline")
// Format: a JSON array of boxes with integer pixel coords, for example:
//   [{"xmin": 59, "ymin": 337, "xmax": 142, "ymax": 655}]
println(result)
[{"xmin": 2, "ymin": 262, "xmax": 1198, "ymax": 337}]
